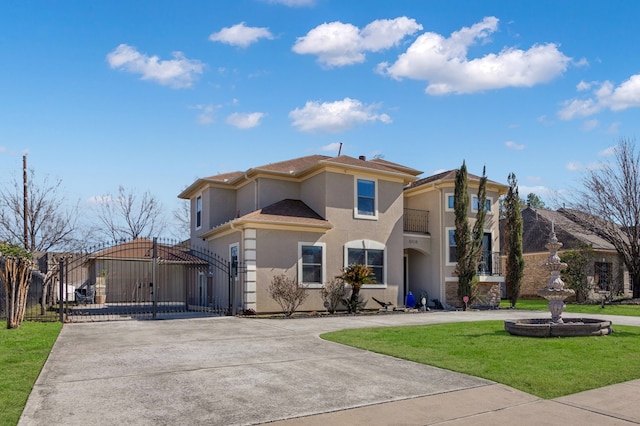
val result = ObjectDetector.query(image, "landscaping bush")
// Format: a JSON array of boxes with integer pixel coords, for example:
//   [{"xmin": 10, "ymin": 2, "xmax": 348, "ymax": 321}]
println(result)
[
  {"xmin": 267, "ymin": 274, "xmax": 308, "ymax": 317},
  {"xmin": 320, "ymin": 278, "xmax": 347, "ymax": 314}
]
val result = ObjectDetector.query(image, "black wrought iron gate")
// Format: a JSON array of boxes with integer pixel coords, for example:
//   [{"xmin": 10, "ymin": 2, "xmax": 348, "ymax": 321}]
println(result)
[{"xmin": 59, "ymin": 238, "xmax": 244, "ymax": 322}]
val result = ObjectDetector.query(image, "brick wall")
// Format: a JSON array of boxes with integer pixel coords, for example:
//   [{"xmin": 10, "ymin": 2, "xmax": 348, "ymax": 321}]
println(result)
[{"xmin": 445, "ymin": 281, "xmax": 501, "ymax": 308}]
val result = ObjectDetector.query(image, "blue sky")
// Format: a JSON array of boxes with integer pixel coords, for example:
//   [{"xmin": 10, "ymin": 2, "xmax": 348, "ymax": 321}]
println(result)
[{"xmin": 2, "ymin": 0, "xmax": 640, "ymax": 236}]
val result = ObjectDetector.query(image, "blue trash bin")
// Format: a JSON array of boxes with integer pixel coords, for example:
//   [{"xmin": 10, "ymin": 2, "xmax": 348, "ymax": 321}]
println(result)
[{"xmin": 405, "ymin": 291, "xmax": 415, "ymax": 308}]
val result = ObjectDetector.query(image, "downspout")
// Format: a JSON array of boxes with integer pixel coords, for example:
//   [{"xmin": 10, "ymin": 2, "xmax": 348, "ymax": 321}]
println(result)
[{"xmin": 438, "ymin": 184, "xmax": 445, "ymax": 304}]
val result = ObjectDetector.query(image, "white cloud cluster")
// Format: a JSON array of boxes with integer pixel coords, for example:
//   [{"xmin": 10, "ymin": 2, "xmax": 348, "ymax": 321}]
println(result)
[
  {"xmin": 190, "ymin": 104, "xmax": 219, "ymax": 125},
  {"xmin": 106, "ymin": 44, "xmax": 204, "ymax": 88},
  {"xmin": 505, "ymin": 140, "xmax": 525, "ymax": 150},
  {"xmin": 559, "ymin": 74, "xmax": 640, "ymax": 120},
  {"xmin": 292, "ymin": 17, "xmax": 422, "ymax": 67},
  {"xmin": 289, "ymin": 98, "xmax": 391, "ymax": 133},
  {"xmin": 209, "ymin": 22, "xmax": 274, "ymax": 48},
  {"xmin": 226, "ymin": 112, "xmax": 266, "ymax": 129},
  {"xmin": 380, "ymin": 16, "xmax": 570, "ymax": 95}
]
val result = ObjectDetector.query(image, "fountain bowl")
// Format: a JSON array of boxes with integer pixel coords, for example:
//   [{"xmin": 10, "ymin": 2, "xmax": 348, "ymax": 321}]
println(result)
[{"xmin": 504, "ymin": 318, "xmax": 612, "ymax": 337}]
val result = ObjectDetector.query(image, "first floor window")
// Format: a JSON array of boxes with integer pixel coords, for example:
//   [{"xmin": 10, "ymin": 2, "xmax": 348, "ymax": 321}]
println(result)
[
  {"xmin": 299, "ymin": 243, "xmax": 325, "ymax": 285},
  {"xmin": 595, "ymin": 262, "xmax": 612, "ymax": 291},
  {"xmin": 346, "ymin": 243, "xmax": 385, "ymax": 284},
  {"xmin": 448, "ymin": 229, "xmax": 457, "ymax": 263}
]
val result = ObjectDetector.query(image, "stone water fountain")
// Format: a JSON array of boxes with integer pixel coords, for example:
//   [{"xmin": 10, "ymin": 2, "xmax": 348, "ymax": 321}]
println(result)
[{"xmin": 504, "ymin": 225, "xmax": 612, "ymax": 337}]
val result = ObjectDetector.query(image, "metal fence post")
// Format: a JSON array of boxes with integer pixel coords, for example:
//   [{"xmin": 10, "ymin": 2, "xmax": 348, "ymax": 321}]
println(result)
[
  {"xmin": 58, "ymin": 259, "xmax": 64, "ymax": 323},
  {"xmin": 152, "ymin": 237, "xmax": 158, "ymax": 319}
]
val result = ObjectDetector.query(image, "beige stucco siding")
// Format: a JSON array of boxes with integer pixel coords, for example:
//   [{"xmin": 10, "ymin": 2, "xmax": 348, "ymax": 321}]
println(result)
[
  {"xmin": 257, "ymin": 178, "xmax": 300, "ymax": 209},
  {"xmin": 300, "ymin": 173, "xmax": 327, "ymax": 218}
]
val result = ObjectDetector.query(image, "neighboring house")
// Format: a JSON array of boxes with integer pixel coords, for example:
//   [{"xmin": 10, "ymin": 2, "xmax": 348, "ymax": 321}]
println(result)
[
  {"xmin": 516, "ymin": 207, "xmax": 631, "ymax": 299},
  {"xmin": 179, "ymin": 155, "xmax": 507, "ymax": 313}
]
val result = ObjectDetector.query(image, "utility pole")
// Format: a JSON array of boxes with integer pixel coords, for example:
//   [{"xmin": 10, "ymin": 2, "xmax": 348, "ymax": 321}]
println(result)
[{"xmin": 23, "ymin": 155, "xmax": 28, "ymax": 251}]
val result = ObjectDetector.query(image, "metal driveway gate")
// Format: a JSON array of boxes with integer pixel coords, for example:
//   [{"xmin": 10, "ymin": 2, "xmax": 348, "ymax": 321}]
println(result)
[{"xmin": 59, "ymin": 238, "xmax": 244, "ymax": 322}]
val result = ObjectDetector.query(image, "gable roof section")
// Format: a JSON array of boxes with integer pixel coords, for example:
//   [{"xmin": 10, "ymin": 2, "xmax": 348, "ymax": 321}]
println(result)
[
  {"xmin": 179, "ymin": 154, "xmax": 419, "ymax": 199},
  {"xmin": 407, "ymin": 169, "xmax": 507, "ymax": 193},
  {"xmin": 519, "ymin": 207, "xmax": 616, "ymax": 253}
]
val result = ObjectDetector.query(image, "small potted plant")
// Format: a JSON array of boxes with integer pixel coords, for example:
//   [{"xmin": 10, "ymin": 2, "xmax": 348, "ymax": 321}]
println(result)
[{"xmin": 95, "ymin": 269, "xmax": 107, "ymax": 304}]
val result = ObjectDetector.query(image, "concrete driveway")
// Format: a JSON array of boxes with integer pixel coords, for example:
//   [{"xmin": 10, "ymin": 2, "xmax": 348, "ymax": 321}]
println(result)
[{"xmin": 19, "ymin": 310, "xmax": 640, "ymax": 425}]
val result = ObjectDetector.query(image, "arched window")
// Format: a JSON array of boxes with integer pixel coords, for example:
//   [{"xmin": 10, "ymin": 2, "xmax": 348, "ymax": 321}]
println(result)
[{"xmin": 344, "ymin": 240, "xmax": 386, "ymax": 286}]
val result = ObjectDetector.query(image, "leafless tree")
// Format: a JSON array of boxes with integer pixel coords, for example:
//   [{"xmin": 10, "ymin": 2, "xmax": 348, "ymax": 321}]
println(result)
[
  {"xmin": 570, "ymin": 138, "xmax": 640, "ymax": 299},
  {"xmin": 0, "ymin": 169, "xmax": 80, "ymax": 252},
  {"xmin": 171, "ymin": 199, "xmax": 191, "ymax": 241},
  {"xmin": 96, "ymin": 185, "xmax": 166, "ymax": 241}
]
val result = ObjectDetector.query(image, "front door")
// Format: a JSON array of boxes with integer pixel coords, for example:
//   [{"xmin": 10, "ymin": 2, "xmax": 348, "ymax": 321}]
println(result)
[{"xmin": 479, "ymin": 233, "xmax": 492, "ymax": 275}]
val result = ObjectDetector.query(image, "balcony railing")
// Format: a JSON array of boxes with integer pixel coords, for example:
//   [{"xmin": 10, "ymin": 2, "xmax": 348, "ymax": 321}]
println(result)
[
  {"xmin": 478, "ymin": 251, "xmax": 502, "ymax": 276},
  {"xmin": 404, "ymin": 208, "xmax": 429, "ymax": 234}
]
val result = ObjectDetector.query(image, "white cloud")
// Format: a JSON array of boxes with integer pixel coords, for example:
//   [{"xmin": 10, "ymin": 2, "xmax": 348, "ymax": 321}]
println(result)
[
  {"xmin": 608, "ymin": 121, "xmax": 621, "ymax": 134},
  {"xmin": 526, "ymin": 176, "xmax": 542, "ymax": 183},
  {"xmin": 226, "ymin": 112, "xmax": 266, "ymax": 129},
  {"xmin": 320, "ymin": 142, "xmax": 343, "ymax": 152},
  {"xmin": 209, "ymin": 22, "xmax": 274, "ymax": 48},
  {"xmin": 292, "ymin": 17, "xmax": 422, "ymax": 67},
  {"xmin": 565, "ymin": 161, "xmax": 583, "ymax": 172},
  {"xmin": 599, "ymin": 146, "xmax": 616, "ymax": 157},
  {"xmin": 289, "ymin": 97, "xmax": 391, "ymax": 133},
  {"xmin": 106, "ymin": 44, "xmax": 204, "ymax": 89},
  {"xmin": 565, "ymin": 160, "xmax": 605, "ymax": 172},
  {"xmin": 505, "ymin": 140, "xmax": 525, "ymax": 150},
  {"xmin": 559, "ymin": 74, "xmax": 640, "ymax": 119},
  {"xmin": 380, "ymin": 16, "xmax": 570, "ymax": 95},
  {"xmin": 265, "ymin": 0, "xmax": 315, "ymax": 6},
  {"xmin": 576, "ymin": 80, "xmax": 591, "ymax": 91},
  {"xmin": 582, "ymin": 119, "xmax": 599, "ymax": 131},
  {"xmin": 190, "ymin": 104, "xmax": 219, "ymax": 125}
]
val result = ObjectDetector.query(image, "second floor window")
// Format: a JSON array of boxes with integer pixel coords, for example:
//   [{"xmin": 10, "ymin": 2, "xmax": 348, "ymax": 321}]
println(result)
[
  {"xmin": 356, "ymin": 178, "xmax": 376, "ymax": 218},
  {"xmin": 472, "ymin": 196, "xmax": 492, "ymax": 213},
  {"xmin": 196, "ymin": 195, "xmax": 202, "ymax": 229}
]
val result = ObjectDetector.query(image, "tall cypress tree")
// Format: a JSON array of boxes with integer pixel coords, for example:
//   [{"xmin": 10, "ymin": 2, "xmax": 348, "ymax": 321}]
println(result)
[
  {"xmin": 454, "ymin": 162, "xmax": 487, "ymax": 308},
  {"xmin": 504, "ymin": 172, "xmax": 524, "ymax": 307}
]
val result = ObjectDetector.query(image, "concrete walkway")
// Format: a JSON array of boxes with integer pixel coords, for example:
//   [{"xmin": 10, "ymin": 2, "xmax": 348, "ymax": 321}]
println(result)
[{"xmin": 19, "ymin": 310, "xmax": 640, "ymax": 425}]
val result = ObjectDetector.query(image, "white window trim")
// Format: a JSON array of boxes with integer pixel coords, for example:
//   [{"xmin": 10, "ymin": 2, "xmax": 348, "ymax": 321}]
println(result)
[
  {"xmin": 446, "ymin": 227, "xmax": 457, "ymax": 266},
  {"xmin": 472, "ymin": 195, "xmax": 494, "ymax": 214},
  {"xmin": 344, "ymin": 239, "xmax": 387, "ymax": 288},
  {"xmin": 298, "ymin": 242, "xmax": 326, "ymax": 289},
  {"xmin": 195, "ymin": 194, "xmax": 203, "ymax": 230},
  {"xmin": 354, "ymin": 177, "xmax": 379, "ymax": 220},
  {"xmin": 445, "ymin": 193, "xmax": 455, "ymax": 212}
]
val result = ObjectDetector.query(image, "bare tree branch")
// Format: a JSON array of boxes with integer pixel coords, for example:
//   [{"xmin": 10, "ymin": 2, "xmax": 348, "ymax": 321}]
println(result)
[
  {"xmin": 0, "ymin": 169, "xmax": 81, "ymax": 252},
  {"xmin": 96, "ymin": 186, "xmax": 166, "ymax": 241},
  {"xmin": 569, "ymin": 138, "xmax": 640, "ymax": 298}
]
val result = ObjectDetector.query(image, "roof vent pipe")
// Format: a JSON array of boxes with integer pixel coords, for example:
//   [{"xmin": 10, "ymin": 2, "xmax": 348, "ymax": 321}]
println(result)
[{"xmin": 359, "ymin": 155, "xmax": 366, "ymax": 161}]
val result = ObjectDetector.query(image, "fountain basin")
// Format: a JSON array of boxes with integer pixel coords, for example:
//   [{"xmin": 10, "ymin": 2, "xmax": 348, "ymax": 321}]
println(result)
[{"xmin": 504, "ymin": 318, "xmax": 612, "ymax": 337}]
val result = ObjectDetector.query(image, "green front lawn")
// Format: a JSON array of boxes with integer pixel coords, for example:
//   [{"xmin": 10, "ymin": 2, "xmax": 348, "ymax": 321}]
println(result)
[
  {"xmin": 322, "ymin": 321, "xmax": 640, "ymax": 399},
  {"xmin": 0, "ymin": 322, "xmax": 62, "ymax": 426},
  {"xmin": 501, "ymin": 298, "xmax": 640, "ymax": 317}
]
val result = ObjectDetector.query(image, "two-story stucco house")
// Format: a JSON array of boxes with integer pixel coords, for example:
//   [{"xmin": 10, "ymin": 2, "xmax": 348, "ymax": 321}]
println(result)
[{"xmin": 179, "ymin": 155, "xmax": 506, "ymax": 313}]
